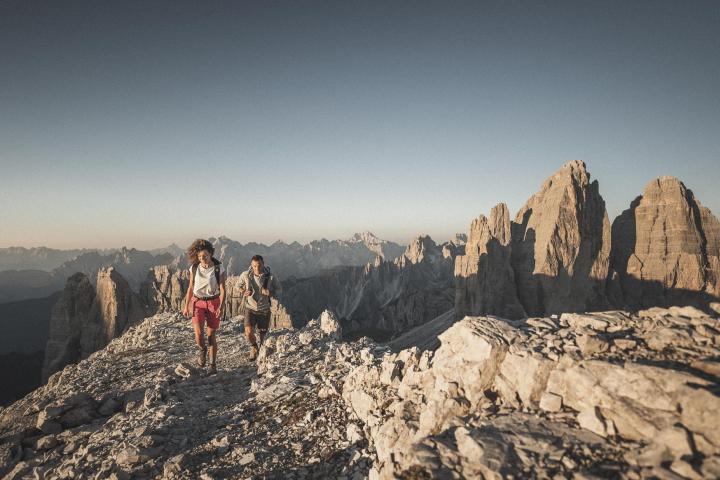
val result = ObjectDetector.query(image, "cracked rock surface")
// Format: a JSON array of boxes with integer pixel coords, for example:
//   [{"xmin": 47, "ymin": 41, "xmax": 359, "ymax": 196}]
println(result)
[{"xmin": 2, "ymin": 305, "xmax": 719, "ymax": 480}]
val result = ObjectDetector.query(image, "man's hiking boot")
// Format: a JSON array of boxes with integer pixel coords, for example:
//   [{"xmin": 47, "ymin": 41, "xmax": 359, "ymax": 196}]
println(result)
[
  {"xmin": 208, "ymin": 363, "xmax": 217, "ymax": 375},
  {"xmin": 197, "ymin": 345, "xmax": 207, "ymax": 367},
  {"xmin": 248, "ymin": 345, "xmax": 258, "ymax": 361}
]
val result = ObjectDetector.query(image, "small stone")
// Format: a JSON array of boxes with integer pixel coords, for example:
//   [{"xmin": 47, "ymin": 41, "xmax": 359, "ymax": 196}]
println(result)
[
  {"xmin": 539, "ymin": 392, "xmax": 562, "ymax": 412},
  {"xmin": 576, "ymin": 335, "xmax": 610, "ymax": 356},
  {"xmin": 577, "ymin": 407, "xmax": 606, "ymax": 436}
]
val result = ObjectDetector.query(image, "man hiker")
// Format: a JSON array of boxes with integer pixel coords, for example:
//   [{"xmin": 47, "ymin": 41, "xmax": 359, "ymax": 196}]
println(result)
[{"xmin": 237, "ymin": 254, "xmax": 281, "ymax": 360}]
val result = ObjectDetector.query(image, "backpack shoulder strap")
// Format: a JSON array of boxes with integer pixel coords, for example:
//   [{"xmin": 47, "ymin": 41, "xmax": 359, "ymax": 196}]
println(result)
[
  {"xmin": 262, "ymin": 268, "xmax": 271, "ymax": 289},
  {"xmin": 190, "ymin": 262, "xmax": 199, "ymax": 287},
  {"xmin": 212, "ymin": 257, "xmax": 222, "ymax": 284}
]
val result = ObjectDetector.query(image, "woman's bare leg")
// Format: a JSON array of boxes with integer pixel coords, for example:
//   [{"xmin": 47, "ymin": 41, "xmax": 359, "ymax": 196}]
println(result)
[
  {"xmin": 194, "ymin": 322, "xmax": 205, "ymax": 348},
  {"xmin": 207, "ymin": 326, "xmax": 218, "ymax": 365}
]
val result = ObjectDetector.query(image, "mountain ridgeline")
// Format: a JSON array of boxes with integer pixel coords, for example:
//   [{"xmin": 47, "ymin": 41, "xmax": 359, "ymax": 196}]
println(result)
[
  {"xmin": 38, "ymin": 161, "xmax": 720, "ymax": 384},
  {"xmin": 1, "ymin": 160, "xmax": 720, "ymax": 479},
  {"xmin": 455, "ymin": 160, "xmax": 720, "ymax": 319}
]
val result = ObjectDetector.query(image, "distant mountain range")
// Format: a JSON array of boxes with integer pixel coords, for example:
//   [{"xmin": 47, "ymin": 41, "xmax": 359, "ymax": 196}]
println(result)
[{"xmin": 0, "ymin": 232, "xmax": 410, "ymax": 305}]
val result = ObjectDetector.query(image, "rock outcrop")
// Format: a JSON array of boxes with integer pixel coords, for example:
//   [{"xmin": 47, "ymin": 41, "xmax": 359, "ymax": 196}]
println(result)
[
  {"xmin": 454, "ymin": 160, "xmax": 612, "ymax": 319},
  {"xmin": 343, "ymin": 306, "xmax": 720, "ymax": 479},
  {"xmin": 511, "ymin": 160, "xmax": 611, "ymax": 316},
  {"xmin": 41, "ymin": 267, "xmax": 147, "ymax": 382},
  {"xmin": 139, "ymin": 265, "xmax": 189, "ymax": 314},
  {"xmin": 611, "ymin": 176, "xmax": 720, "ymax": 312},
  {"xmin": 40, "ymin": 274, "xmax": 96, "ymax": 384},
  {"xmin": 454, "ymin": 203, "xmax": 525, "ymax": 319}
]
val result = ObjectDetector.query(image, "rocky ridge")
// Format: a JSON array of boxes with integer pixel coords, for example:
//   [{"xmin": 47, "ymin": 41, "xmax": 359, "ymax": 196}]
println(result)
[
  {"xmin": 343, "ymin": 305, "xmax": 720, "ymax": 479},
  {"xmin": 276, "ymin": 235, "xmax": 461, "ymax": 339},
  {"xmin": 0, "ymin": 311, "xmax": 377, "ymax": 479},
  {"xmin": 2, "ymin": 303, "xmax": 719, "ymax": 479}
]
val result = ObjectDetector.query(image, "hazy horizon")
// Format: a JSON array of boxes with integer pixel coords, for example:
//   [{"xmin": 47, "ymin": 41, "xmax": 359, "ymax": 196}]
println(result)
[{"xmin": 2, "ymin": 1, "xmax": 718, "ymax": 250}]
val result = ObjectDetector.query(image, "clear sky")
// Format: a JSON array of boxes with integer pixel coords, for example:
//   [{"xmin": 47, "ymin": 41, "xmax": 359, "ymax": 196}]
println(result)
[{"xmin": 1, "ymin": 0, "xmax": 718, "ymax": 249}]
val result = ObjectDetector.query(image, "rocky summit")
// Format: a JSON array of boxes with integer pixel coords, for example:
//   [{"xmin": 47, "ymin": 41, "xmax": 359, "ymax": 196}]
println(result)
[
  {"xmin": 2, "ymin": 303, "xmax": 719, "ymax": 479},
  {"xmin": 0, "ymin": 311, "xmax": 374, "ymax": 480}
]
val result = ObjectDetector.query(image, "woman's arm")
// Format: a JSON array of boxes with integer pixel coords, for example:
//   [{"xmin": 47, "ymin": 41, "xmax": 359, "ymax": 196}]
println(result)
[
  {"xmin": 219, "ymin": 273, "xmax": 226, "ymax": 313},
  {"xmin": 183, "ymin": 269, "xmax": 195, "ymax": 315}
]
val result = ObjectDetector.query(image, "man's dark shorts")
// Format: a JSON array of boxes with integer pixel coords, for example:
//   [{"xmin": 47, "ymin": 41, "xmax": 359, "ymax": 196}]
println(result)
[{"xmin": 244, "ymin": 310, "xmax": 270, "ymax": 331}]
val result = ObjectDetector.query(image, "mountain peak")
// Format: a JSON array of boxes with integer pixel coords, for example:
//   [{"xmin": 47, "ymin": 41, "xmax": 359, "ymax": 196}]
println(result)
[{"xmin": 349, "ymin": 231, "xmax": 381, "ymax": 244}]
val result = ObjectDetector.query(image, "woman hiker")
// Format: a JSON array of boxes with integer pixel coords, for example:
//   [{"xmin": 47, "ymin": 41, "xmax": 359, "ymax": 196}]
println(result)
[{"xmin": 182, "ymin": 239, "xmax": 226, "ymax": 375}]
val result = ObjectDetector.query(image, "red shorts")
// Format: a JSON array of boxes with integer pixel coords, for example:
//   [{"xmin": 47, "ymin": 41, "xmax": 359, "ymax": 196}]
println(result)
[{"xmin": 191, "ymin": 297, "xmax": 221, "ymax": 329}]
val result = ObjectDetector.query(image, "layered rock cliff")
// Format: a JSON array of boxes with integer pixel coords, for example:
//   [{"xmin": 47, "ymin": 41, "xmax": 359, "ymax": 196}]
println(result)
[
  {"xmin": 454, "ymin": 203, "xmax": 525, "ymax": 319},
  {"xmin": 455, "ymin": 161, "xmax": 719, "ymax": 319},
  {"xmin": 511, "ymin": 160, "xmax": 611, "ymax": 315},
  {"xmin": 41, "ymin": 267, "xmax": 147, "ymax": 382},
  {"xmin": 611, "ymin": 176, "xmax": 720, "ymax": 312},
  {"xmin": 40, "ymin": 274, "xmax": 96, "ymax": 384},
  {"xmin": 139, "ymin": 266, "xmax": 189, "ymax": 314}
]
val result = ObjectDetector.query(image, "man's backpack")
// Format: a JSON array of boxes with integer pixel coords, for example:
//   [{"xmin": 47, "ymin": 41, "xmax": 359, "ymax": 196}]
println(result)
[{"xmin": 191, "ymin": 257, "xmax": 222, "ymax": 285}]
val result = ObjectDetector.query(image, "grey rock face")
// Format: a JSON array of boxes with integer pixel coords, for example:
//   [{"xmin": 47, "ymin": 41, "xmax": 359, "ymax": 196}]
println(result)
[
  {"xmin": 454, "ymin": 203, "xmax": 525, "ymax": 319},
  {"xmin": 41, "ymin": 273, "xmax": 96, "ymax": 383},
  {"xmin": 511, "ymin": 160, "xmax": 611, "ymax": 316},
  {"xmin": 139, "ymin": 265, "xmax": 189, "ymax": 314},
  {"xmin": 41, "ymin": 267, "xmax": 147, "ymax": 382},
  {"xmin": 4, "ymin": 305, "xmax": 719, "ymax": 479},
  {"xmin": 277, "ymin": 235, "xmax": 458, "ymax": 339},
  {"xmin": 0, "ymin": 311, "xmax": 375, "ymax": 479},
  {"xmin": 611, "ymin": 176, "xmax": 720, "ymax": 311},
  {"xmin": 454, "ymin": 160, "xmax": 611, "ymax": 319}
]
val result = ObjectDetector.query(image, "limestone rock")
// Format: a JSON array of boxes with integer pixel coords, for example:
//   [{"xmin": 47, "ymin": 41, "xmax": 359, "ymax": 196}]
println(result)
[
  {"xmin": 454, "ymin": 203, "xmax": 525, "ymax": 319},
  {"xmin": 41, "ymin": 267, "xmax": 147, "ymax": 382},
  {"xmin": 341, "ymin": 306, "xmax": 720, "ymax": 478},
  {"xmin": 611, "ymin": 176, "xmax": 720, "ymax": 311},
  {"xmin": 139, "ymin": 265, "xmax": 189, "ymax": 314},
  {"xmin": 511, "ymin": 160, "xmax": 611, "ymax": 316},
  {"xmin": 41, "ymin": 273, "xmax": 96, "ymax": 382}
]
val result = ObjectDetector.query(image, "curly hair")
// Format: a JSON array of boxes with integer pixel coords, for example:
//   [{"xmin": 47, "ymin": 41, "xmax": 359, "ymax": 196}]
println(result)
[{"xmin": 187, "ymin": 238, "xmax": 215, "ymax": 265}]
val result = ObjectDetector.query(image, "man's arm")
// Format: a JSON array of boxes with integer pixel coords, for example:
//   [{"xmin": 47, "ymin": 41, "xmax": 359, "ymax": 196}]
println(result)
[{"xmin": 239, "ymin": 272, "xmax": 252, "ymax": 297}]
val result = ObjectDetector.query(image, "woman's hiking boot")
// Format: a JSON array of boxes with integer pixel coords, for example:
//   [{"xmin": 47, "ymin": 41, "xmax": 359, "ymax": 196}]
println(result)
[
  {"xmin": 197, "ymin": 345, "xmax": 207, "ymax": 367},
  {"xmin": 248, "ymin": 345, "xmax": 258, "ymax": 361},
  {"xmin": 208, "ymin": 363, "xmax": 217, "ymax": 375}
]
